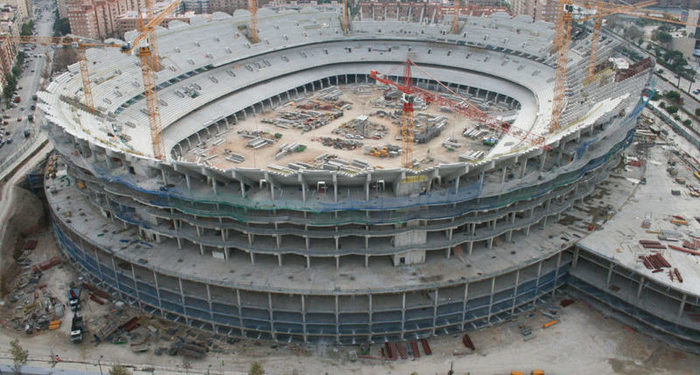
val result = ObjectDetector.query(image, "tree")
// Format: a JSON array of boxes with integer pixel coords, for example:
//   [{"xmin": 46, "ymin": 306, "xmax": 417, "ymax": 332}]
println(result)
[
  {"xmin": 53, "ymin": 18, "xmax": 71, "ymax": 37},
  {"xmin": 694, "ymin": 108, "xmax": 700, "ymax": 117},
  {"xmin": 651, "ymin": 92, "xmax": 662, "ymax": 101},
  {"xmin": 654, "ymin": 30, "xmax": 673, "ymax": 45},
  {"xmin": 683, "ymin": 119, "xmax": 692, "ymax": 126},
  {"xmin": 10, "ymin": 338, "xmax": 29, "ymax": 374},
  {"xmin": 249, "ymin": 361, "xmax": 264, "ymax": 375},
  {"xmin": 20, "ymin": 20, "xmax": 34, "ymax": 37},
  {"xmin": 665, "ymin": 90, "xmax": 681, "ymax": 104},
  {"xmin": 624, "ymin": 25, "xmax": 643, "ymax": 41},
  {"xmin": 52, "ymin": 47, "xmax": 78, "ymax": 73},
  {"xmin": 109, "ymin": 365, "xmax": 132, "ymax": 375},
  {"xmin": 659, "ymin": 101, "xmax": 666, "ymax": 108},
  {"xmin": 666, "ymin": 105, "xmax": 679, "ymax": 114}
]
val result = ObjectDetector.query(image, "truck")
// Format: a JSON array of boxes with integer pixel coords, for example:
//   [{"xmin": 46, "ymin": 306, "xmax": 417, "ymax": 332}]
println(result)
[
  {"xmin": 70, "ymin": 313, "xmax": 84, "ymax": 343},
  {"xmin": 68, "ymin": 288, "xmax": 81, "ymax": 311}
]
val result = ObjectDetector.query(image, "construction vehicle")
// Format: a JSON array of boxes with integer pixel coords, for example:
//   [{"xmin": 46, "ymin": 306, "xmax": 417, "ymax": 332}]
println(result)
[
  {"xmin": 68, "ymin": 287, "xmax": 81, "ymax": 311},
  {"xmin": 70, "ymin": 313, "xmax": 84, "ymax": 343}
]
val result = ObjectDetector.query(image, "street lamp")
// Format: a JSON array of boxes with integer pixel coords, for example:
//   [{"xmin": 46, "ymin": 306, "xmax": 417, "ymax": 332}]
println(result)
[{"xmin": 98, "ymin": 355, "xmax": 103, "ymax": 375}]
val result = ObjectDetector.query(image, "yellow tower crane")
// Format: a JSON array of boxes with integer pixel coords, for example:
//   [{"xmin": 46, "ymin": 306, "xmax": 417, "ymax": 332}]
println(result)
[
  {"xmin": 452, "ymin": 0, "xmax": 464, "ymax": 35},
  {"xmin": 124, "ymin": 0, "xmax": 183, "ymax": 160},
  {"xmin": 549, "ymin": 0, "xmax": 698, "ymax": 133},
  {"xmin": 342, "ymin": 0, "xmax": 351, "ymax": 33},
  {"xmin": 0, "ymin": 35, "xmax": 122, "ymax": 112},
  {"xmin": 248, "ymin": 0, "xmax": 259, "ymax": 43}
]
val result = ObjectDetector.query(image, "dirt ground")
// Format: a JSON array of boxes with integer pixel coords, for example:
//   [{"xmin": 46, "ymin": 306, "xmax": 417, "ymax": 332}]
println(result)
[
  {"xmin": 0, "ymin": 224, "xmax": 698, "ymax": 375},
  {"xmin": 183, "ymin": 84, "xmax": 492, "ymax": 170}
]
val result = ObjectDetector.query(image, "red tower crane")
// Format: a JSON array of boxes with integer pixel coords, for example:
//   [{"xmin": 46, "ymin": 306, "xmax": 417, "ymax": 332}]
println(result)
[{"xmin": 370, "ymin": 59, "xmax": 548, "ymax": 165}]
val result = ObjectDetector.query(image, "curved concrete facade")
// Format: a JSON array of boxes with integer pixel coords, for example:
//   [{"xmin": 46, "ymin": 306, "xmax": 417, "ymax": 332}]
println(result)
[{"xmin": 41, "ymin": 9, "xmax": 655, "ymax": 344}]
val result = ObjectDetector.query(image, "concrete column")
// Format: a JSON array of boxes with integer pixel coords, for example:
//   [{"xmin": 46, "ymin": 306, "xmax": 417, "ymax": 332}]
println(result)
[
  {"xmin": 636, "ymin": 276, "xmax": 645, "ymax": 298},
  {"xmin": 468, "ymin": 241, "xmax": 474, "ymax": 255},
  {"xmin": 130, "ymin": 264, "xmax": 142, "ymax": 309},
  {"xmin": 268, "ymin": 293, "xmax": 276, "ymax": 341},
  {"xmin": 333, "ymin": 173, "xmax": 338, "ymax": 202},
  {"xmin": 452, "ymin": 282, "xmax": 468, "ymax": 332},
  {"xmin": 334, "ymin": 295, "xmax": 340, "ymax": 343},
  {"xmin": 368, "ymin": 294, "xmax": 373, "ymax": 335},
  {"xmin": 236, "ymin": 289, "xmax": 245, "ymax": 336},
  {"xmin": 110, "ymin": 257, "xmax": 123, "ymax": 299},
  {"xmin": 399, "ymin": 292, "xmax": 407, "ymax": 340},
  {"xmin": 534, "ymin": 261, "xmax": 543, "ymax": 299},
  {"xmin": 539, "ymin": 152, "xmax": 547, "ymax": 172},
  {"xmin": 511, "ymin": 270, "xmax": 521, "ymax": 313},
  {"xmin": 487, "ymin": 277, "xmax": 496, "ymax": 322},
  {"xmin": 94, "ymin": 249, "xmax": 104, "ymax": 280},
  {"xmin": 678, "ymin": 294, "xmax": 687, "ymax": 319},
  {"xmin": 606, "ymin": 262, "xmax": 614, "ymax": 287},
  {"xmin": 431, "ymin": 288, "xmax": 439, "ymax": 335},
  {"xmin": 206, "ymin": 284, "xmax": 214, "ymax": 321},
  {"xmin": 552, "ymin": 252, "xmax": 563, "ymax": 296},
  {"xmin": 250, "ymin": 251, "xmax": 255, "ymax": 265},
  {"xmin": 152, "ymin": 270, "xmax": 165, "ymax": 316},
  {"xmin": 177, "ymin": 277, "xmax": 189, "ymax": 325}
]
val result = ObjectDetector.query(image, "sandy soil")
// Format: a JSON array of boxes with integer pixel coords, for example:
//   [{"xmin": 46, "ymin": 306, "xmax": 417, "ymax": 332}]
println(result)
[
  {"xmin": 182, "ymin": 84, "xmax": 494, "ymax": 170},
  {"xmin": 1, "ymin": 228, "xmax": 698, "ymax": 375}
]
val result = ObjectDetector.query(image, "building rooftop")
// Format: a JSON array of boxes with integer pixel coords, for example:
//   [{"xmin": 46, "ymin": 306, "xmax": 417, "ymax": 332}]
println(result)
[{"xmin": 577, "ymin": 145, "xmax": 700, "ymax": 297}]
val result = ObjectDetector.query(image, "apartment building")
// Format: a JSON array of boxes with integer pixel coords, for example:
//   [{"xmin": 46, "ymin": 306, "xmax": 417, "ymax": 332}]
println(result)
[
  {"xmin": 0, "ymin": 5, "xmax": 18, "ymax": 90},
  {"xmin": 66, "ymin": 0, "xmax": 146, "ymax": 40},
  {"xmin": 3, "ymin": 0, "xmax": 31, "ymax": 21},
  {"xmin": 510, "ymin": 0, "xmax": 560, "ymax": 23}
]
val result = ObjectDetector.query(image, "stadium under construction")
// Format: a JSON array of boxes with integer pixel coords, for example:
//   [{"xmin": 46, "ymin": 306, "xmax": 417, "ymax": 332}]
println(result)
[{"xmin": 38, "ymin": 6, "xmax": 700, "ymax": 349}]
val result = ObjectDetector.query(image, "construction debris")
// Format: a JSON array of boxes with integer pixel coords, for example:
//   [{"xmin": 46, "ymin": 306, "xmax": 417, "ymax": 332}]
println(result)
[{"xmin": 313, "ymin": 136, "xmax": 363, "ymax": 150}]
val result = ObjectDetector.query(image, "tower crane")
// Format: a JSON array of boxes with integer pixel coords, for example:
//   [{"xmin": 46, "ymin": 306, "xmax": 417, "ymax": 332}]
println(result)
[
  {"xmin": 341, "ymin": 0, "xmax": 350, "ymax": 33},
  {"xmin": 0, "ymin": 35, "xmax": 122, "ymax": 111},
  {"xmin": 248, "ymin": 0, "xmax": 260, "ymax": 43},
  {"xmin": 452, "ymin": 0, "xmax": 464, "ymax": 35},
  {"xmin": 370, "ymin": 59, "xmax": 547, "ymax": 168},
  {"xmin": 0, "ymin": 0, "xmax": 180, "ymax": 126},
  {"xmin": 123, "ymin": 0, "xmax": 183, "ymax": 160},
  {"xmin": 550, "ymin": 0, "xmax": 699, "ymax": 133}
]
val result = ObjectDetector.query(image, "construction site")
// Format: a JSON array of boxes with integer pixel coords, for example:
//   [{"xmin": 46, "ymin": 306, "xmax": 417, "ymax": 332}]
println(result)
[
  {"xmin": 0, "ymin": 1, "xmax": 698, "ymax": 372},
  {"xmin": 179, "ymin": 82, "xmax": 518, "ymax": 171}
]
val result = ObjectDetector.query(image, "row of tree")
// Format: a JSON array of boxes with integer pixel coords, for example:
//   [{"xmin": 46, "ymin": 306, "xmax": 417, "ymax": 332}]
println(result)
[
  {"xmin": 9, "ymin": 338, "xmax": 268, "ymax": 375},
  {"xmin": 2, "ymin": 51, "xmax": 25, "ymax": 103}
]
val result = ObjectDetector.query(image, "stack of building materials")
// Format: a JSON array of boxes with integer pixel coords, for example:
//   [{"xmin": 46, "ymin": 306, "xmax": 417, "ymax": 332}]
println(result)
[
  {"xmin": 639, "ymin": 253, "xmax": 671, "ymax": 272},
  {"xmin": 460, "ymin": 151, "xmax": 485, "ymax": 162}
]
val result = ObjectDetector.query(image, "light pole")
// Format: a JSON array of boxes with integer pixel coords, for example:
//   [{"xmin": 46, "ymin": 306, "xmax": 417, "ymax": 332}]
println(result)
[{"xmin": 98, "ymin": 355, "xmax": 103, "ymax": 375}]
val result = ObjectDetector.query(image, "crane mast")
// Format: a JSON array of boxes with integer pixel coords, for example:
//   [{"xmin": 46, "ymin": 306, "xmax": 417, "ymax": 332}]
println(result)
[
  {"xmin": 452, "ymin": 0, "xmax": 462, "ymax": 35},
  {"xmin": 138, "ymin": 45, "xmax": 165, "ymax": 160},
  {"xmin": 342, "ymin": 0, "xmax": 350, "ymax": 33},
  {"xmin": 401, "ymin": 62, "xmax": 415, "ymax": 169},
  {"xmin": 249, "ymin": 0, "xmax": 259, "ymax": 43}
]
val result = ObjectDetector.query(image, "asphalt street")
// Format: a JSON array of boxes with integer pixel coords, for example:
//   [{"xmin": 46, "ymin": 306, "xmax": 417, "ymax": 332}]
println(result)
[{"xmin": 0, "ymin": 1, "xmax": 55, "ymax": 168}]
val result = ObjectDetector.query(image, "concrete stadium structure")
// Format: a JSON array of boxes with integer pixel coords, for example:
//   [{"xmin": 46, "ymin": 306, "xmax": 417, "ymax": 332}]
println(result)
[{"xmin": 38, "ymin": 7, "xmax": 693, "ymax": 347}]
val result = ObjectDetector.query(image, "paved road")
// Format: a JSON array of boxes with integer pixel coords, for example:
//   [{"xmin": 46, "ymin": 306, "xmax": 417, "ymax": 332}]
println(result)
[
  {"xmin": 654, "ymin": 73, "xmax": 700, "ymax": 115},
  {"xmin": 0, "ymin": 1, "xmax": 55, "ymax": 169}
]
